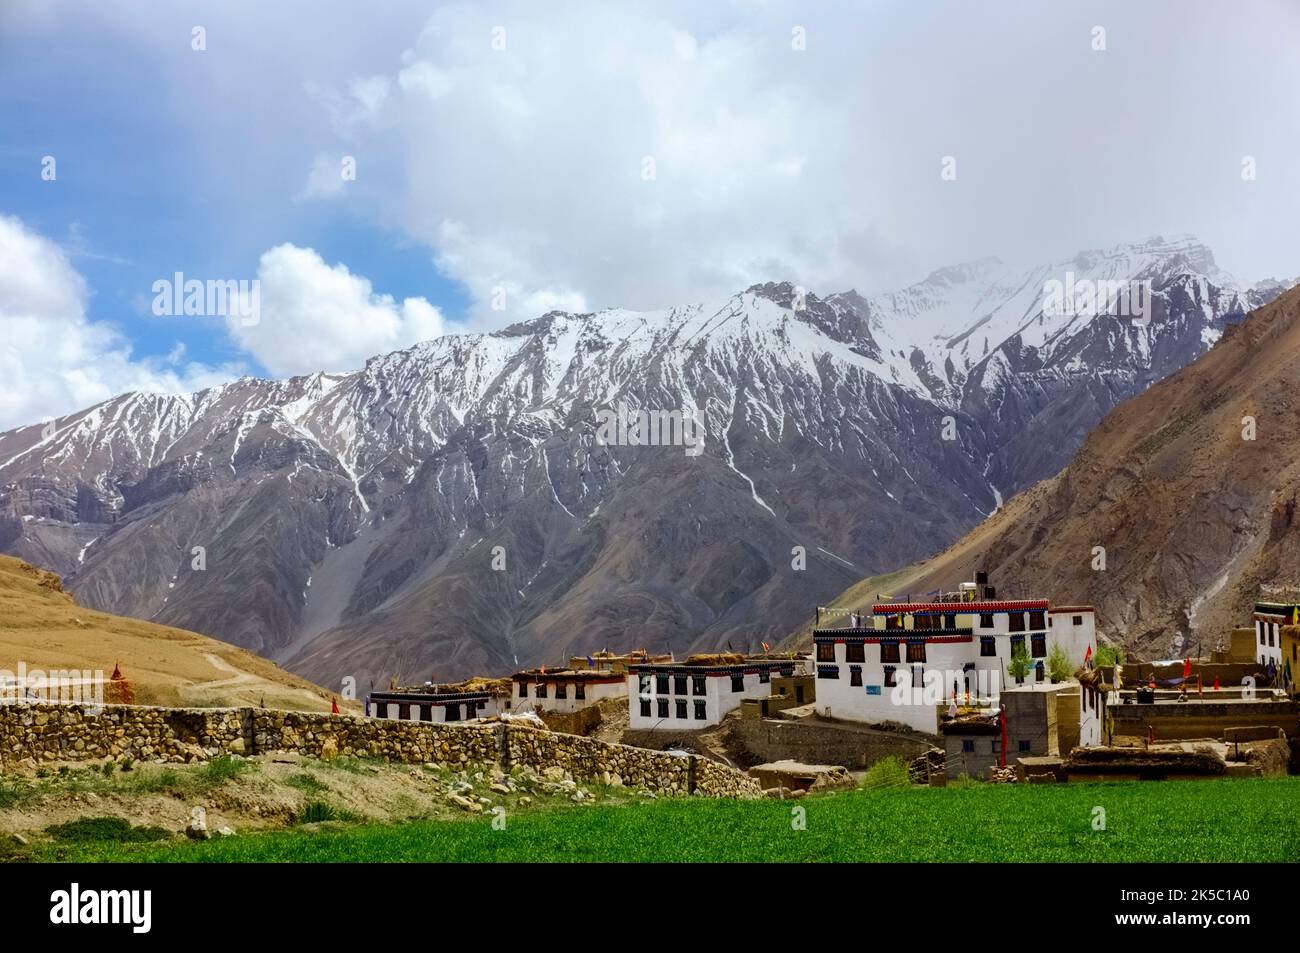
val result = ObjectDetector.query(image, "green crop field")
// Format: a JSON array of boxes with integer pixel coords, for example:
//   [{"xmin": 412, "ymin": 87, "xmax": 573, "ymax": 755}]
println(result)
[{"xmin": 20, "ymin": 776, "xmax": 1300, "ymax": 863}]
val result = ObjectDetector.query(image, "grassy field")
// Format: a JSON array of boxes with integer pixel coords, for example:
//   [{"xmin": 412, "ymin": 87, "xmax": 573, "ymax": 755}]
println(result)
[{"xmin": 23, "ymin": 776, "xmax": 1300, "ymax": 863}]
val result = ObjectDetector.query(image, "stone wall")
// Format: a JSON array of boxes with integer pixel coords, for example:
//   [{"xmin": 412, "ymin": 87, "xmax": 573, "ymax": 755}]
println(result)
[
  {"xmin": 728, "ymin": 713, "xmax": 934, "ymax": 769},
  {"xmin": 0, "ymin": 703, "xmax": 760, "ymax": 799}
]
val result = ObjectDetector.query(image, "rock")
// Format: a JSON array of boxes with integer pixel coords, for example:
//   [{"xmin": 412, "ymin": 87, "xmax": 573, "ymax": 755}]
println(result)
[
  {"xmin": 490, "ymin": 782, "xmax": 511, "ymax": 795},
  {"xmin": 518, "ymin": 796, "xmax": 532, "ymax": 807},
  {"xmin": 12, "ymin": 833, "xmax": 28, "ymax": 846},
  {"xmin": 185, "ymin": 813, "xmax": 210, "ymax": 840},
  {"xmin": 217, "ymin": 826, "xmax": 237, "ymax": 837},
  {"xmin": 448, "ymin": 794, "xmax": 483, "ymax": 813},
  {"xmin": 542, "ymin": 765, "xmax": 567, "ymax": 782},
  {"xmin": 319, "ymin": 738, "xmax": 339, "ymax": 761}
]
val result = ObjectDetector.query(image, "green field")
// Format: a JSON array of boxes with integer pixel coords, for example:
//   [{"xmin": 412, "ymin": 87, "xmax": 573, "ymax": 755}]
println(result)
[{"xmin": 20, "ymin": 776, "xmax": 1300, "ymax": 863}]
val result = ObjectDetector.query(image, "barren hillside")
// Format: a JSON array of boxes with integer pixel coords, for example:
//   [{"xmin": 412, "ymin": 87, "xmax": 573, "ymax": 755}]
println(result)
[{"xmin": 0, "ymin": 555, "xmax": 342, "ymax": 711}]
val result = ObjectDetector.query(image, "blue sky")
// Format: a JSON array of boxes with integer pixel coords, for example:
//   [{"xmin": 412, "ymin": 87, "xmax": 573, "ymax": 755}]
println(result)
[{"xmin": 1, "ymin": 0, "xmax": 1297, "ymax": 428}]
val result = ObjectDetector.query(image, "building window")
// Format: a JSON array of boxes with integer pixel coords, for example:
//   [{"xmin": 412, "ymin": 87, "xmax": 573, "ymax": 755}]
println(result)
[
  {"xmin": 979, "ymin": 613, "xmax": 995, "ymax": 628},
  {"xmin": 850, "ymin": 666, "xmax": 862, "ymax": 687},
  {"xmin": 674, "ymin": 675, "xmax": 688, "ymax": 695},
  {"xmin": 656, "ymin": 674, "xmax": 670, "ymax": 695},
  {"xmin": 420, "ymin": 706, "xmax": 433, "ymax": 722},
  {"xmin": 694, "ymin": 701, "xmax": 706, "ymax": 720},
  {"xmin": 816, "ymin": 643, "xmax": 836, "ymax": 662},
  {"xmin": 1072, "ymin": 615, "xmax": 1083, "ymax": 626},
  {"xmin": 1010, "ymin": 635, "xmax": 1025, "ymax": 655},
  {"xmin": 962, "ymin": 739, "xmax": 975, "ymax": 753},
  {"xmin": 693, "ymin": 675, "xmax": 706, "ymax": 695},
  {"xmin": 759, "ymin": 669, "xmax": 771, "ymax": 683},
  {"xmin": 640, "ymin": 699, "xmax": 651, "ymax": 717},
  {"xmin": 575, "ymin": 683, "xmax": 586, "ymax": 700},
  {"xmin": 885, "ymin": 614, "xmax": 902, "ymax": 630},
  {"xmin": 1019, "ymin": 739, "xmax": 1031, "ymax": 753},
  {"xmin": 906, "ymin": 641, "xmax": 927, "ymax": 663},
  {"xmin": 556, "ymin": 683, "xmax": 568, "ymax": 699},
  {"xmin": 518, "ymin": 682, "xmax": 528, "ymax": 698},
  {"xmin": 846, "ymin": 642, "xmax": 865, "ymax": 663},
  {"xmin": 731, "ymin": 673, "xmax": 745, "ymax": 692},
  {"xmin": 536, "ymin": 683, "xmax": 547, "ymax": 698},
  {"xmin": 880, "ymin": 641, "xmax": 901, "ymax": 663},
  {"xmin": 675, "ymin": 700, "xmax": 687, "ymax": 719},
  {"xmin": 1009, "ymin": 613, "xmax": 1026, "ymax": 632},
  {"xmin": 1029, "ymin": 611, "xmax": 1045, "ymax": 630},
  {"xmin": 1259, "ymin": 623, "xmax": 1265, "ymax": 645},
  {"xmin": 1031, "ymin": 634, "xmax": 1047, "ymax": 658},
  {"xmin": 656, "ymin": 698, "xmax": 669, "ymax": 719},
  {"xmin": 397, "ymin": 703, "xmax": 410, "ymax": 720},
  {"xmin": 818, "ymin": 665, "xmax": 839, "ymax": 680},
  {"xmin": 1269, "ymin": 626, "xmax": 1276, "ymax": 647},
  {"xmin": 980, "ymin": 637, "xmax": 996, "ymax": 657},
  {"xmin": 445, "ymin": 704, "xmax": 460, "ymax": 722},
  {"xmin": 638, "ymin": 674, "xmax": 652, "ymax": 696},
  {"xmin": 883, "ymin": 665, "xmax": 897, "ymax": 687}
]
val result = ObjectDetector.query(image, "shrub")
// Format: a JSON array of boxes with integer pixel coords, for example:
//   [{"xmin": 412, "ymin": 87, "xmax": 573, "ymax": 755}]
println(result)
[
  {"xmin": 46, "ymin": 816, "xmax": 170, "ymax": 843},
  {"xmin": 860, "ymin": 756, "xmax": 912, "ymax": 789},
  {"xmin": 1008, "ymin": 643, "xmax": 1034, "ymax": 683},
  {"xmin": 194, "ymin": 755, "xmax": 253, "ymax": 787},
  {"xmin": 1095, "ymin": 644, "xmax": 1126, "ymax": 668},
  {"xmin": 1047, "ymin": 644, "xmax": 1073, "ymax": 682},
  {"xmin": 286, "ymin": 772, "xmax": 329, "ymax": 794},
  {"xmin": 296, "ymin": 801, "xmax": 357, "ymax": 824}
]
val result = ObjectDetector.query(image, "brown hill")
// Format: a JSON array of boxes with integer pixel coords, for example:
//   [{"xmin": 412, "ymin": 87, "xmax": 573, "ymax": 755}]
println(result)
[
  {"xmin": 789, "ymin": 283, "xmax": 1300, "ymax": 660},
  {"xmin": 0, "ymin": 555, "xmax": 343, "ymax": 711}
]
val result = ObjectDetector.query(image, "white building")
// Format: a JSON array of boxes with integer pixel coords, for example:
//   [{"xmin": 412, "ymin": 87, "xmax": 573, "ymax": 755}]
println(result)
[
  {"xmin": 1251, "ymin": 599, "xmax": 1292, "ymax": 668},
  {"xmin": 812, "ymin": 577, "xmax": 1097, "ymax": 734},
  {"xmin": 511, "ymin": 669, "xmax": 628, "ymax": 714},
  {"xmin": 627, "ymin": 657, "xmax": 809, "ymax": 730},
  {"xmin": 367, "ymin": 690, "xmax": 500, "ymax": 723}
]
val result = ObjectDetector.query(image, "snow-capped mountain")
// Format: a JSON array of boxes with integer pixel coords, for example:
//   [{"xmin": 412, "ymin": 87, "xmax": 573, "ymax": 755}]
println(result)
[{"xmin": 0, "ymin": 236, "xmax": 1288, "ymax": 686}]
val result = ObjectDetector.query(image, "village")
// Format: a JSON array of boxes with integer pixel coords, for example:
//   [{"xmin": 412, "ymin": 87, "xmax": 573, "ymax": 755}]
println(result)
[{"xmin": 367, "ymin": 571, "xmax": 1300, "ymax": 792}]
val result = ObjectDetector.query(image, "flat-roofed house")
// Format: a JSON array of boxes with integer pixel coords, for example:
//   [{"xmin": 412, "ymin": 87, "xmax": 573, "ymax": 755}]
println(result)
[
  {"xmin": 627, "ymin": 654, "xmax": 809, "ymax": 730},
  {"xmin": 811, "ymin": 572, "xmax": 1096, "ymax": 734}
]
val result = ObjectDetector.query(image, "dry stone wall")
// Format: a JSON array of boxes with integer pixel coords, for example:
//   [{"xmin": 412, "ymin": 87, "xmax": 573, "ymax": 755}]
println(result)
[{"xmin": 0, "ymin": 703, "xmax": 760, "ymax": 798}]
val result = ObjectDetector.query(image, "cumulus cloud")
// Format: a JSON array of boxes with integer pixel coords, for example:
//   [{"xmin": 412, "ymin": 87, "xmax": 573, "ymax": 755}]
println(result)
[
  {"xmin": 230, "ymin": 243, "xmax": 445, "ymax": 376},
  {"xmin": 0, "ymin": 215, "xmax": 235, "ymax": 431}
]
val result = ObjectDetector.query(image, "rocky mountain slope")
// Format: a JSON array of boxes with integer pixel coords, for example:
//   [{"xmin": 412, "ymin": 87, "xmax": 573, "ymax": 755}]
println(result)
[
  {"xmin": 790, "ymin": 282, "xmax": 1300, "ymax": 659},
  {"xmin": 0, "ymin": 236, "xmax": 1288, "ymax": 686},
  {"xmin": 0, "ymin": 555, "xmax": 339, "ymax": 710}
]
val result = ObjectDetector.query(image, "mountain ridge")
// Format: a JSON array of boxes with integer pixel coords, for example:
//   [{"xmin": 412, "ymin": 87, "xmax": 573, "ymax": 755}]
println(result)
[{"xmin": 1, "ymin": 235, "xmax": 1291, "ymax": 686}]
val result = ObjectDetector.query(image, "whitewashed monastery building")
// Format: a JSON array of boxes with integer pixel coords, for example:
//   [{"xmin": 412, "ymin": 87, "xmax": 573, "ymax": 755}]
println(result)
[{"xmin": 812, "ymin": 573, "xmax": 1096, "ymax": 734}]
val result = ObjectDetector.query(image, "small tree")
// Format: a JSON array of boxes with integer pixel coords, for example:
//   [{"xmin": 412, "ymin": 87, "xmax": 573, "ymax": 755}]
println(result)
[
  {"xmin": 1008, "ymin": 643, "xmax": 1033, "ymax": 684},
  {"xmin": 1094, "ymin": 643, "xmax": 1126, "ymax": 669},
  {"xmin": 1047, "ymin": 644, "xmax": 1073, "ymax": 683}
]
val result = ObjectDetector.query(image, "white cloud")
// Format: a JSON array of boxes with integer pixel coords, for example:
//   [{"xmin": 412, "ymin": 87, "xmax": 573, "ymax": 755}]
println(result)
[
  {"xmin": 230, "ymin": 243, "xmax": 445, "ymax": 376},
  {"xmin": 289, "ymin": 0, "xmax": 1300, "ymax": 321},
  {"xmin": 0, "ymin": 215, "xmax": 235, "ymax": 431}
]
